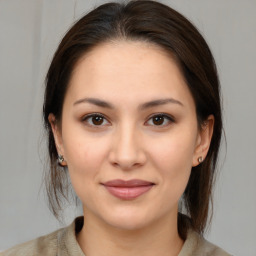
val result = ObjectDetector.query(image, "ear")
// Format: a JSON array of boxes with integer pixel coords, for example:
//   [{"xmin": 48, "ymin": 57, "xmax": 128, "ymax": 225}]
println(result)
[
  {"xmin": 192, "ymin": 115, "xmax": 214, "ymax": 167},
  {"xmin": 48, "ymin": 113, "xmax": 67, "ymax": 166}
]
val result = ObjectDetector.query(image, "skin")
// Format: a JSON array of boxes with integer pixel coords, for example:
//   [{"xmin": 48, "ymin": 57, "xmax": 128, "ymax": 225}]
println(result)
[{"xmin": 49, "ymin": 40, "xmax": 214, "ymax": 256}]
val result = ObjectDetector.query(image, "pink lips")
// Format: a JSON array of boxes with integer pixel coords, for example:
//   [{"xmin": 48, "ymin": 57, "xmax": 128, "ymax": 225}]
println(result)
[{"xmin": 102, "ymin": 179, "xmax": 154, "ymax": 200}]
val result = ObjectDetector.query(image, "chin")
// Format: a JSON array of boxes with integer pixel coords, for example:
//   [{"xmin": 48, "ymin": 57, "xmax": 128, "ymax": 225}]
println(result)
[
  {"xmin": 100, "ymin": 207, "xmax": 154, "ymax": 231},
  {"xmin": 109, "ymin": 217, "xmax": 150, "ymax": 231}
]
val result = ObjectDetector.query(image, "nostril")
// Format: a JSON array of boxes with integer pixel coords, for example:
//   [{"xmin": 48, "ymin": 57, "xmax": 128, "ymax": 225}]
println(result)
[{"xmin": 108, "ymin": 135, "xmax": 147, "ymax": 169}]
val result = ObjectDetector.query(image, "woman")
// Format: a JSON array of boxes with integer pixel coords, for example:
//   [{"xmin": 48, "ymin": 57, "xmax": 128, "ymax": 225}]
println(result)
[{"xmin": 2, "ymin": 0, "xmax": 231, "ymax": 255}]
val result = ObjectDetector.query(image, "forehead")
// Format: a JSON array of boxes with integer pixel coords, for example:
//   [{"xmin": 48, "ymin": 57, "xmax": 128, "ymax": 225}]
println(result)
[
  {"xmin": 67, "ymin": 40, "xmax": 194, "ymax": 108},
  {"xmin": 72, "ymin": 40, "xmax": 179, "ymax": 82}
]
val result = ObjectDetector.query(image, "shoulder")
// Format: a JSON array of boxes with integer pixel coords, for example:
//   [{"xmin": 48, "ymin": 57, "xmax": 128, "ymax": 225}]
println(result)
[
  {"xmin": 195, "ymin": 236, "xmax": 232, "ymax": 256},
  {"xmin": 1, "ymin": 217, "xmax": 84, "ymax": 256},
  {"xmin": 1, "ymin": 227, "xmax": 64, "ymax": 256},
  {"xmin": 179, "ymin": 229, "xmax": 232, "ymax": 256}
]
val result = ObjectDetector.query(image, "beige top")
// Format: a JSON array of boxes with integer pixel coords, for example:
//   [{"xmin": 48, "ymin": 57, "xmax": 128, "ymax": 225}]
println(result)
[{"xmin": 1, "ymin": 216, "xmax": 231, "ymax": 256}]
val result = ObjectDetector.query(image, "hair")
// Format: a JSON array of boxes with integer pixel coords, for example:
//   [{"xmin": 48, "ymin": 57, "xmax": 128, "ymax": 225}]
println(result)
[{"xmin": 43, "ymin": 0, "xmax": 223, "ymax": 239}]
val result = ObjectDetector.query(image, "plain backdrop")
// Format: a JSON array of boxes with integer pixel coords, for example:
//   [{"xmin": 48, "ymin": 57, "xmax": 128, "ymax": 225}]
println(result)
[{"xmin": 0, "ymin": 0, "xmax": 255, "ymax": 255}]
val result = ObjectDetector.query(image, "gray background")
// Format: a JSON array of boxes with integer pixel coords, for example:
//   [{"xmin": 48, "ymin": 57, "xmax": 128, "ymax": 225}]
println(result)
[{"xmin": 0, "ymin": 0, "xmax": 255, "ymax": 255}]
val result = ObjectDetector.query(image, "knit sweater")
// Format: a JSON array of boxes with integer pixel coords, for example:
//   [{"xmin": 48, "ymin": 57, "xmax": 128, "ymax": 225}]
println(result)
[{"xmin": 1, "ymin": 216, "xmax": 231, "ymax": 256}]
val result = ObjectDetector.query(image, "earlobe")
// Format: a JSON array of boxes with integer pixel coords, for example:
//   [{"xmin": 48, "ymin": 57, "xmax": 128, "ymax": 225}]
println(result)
[
  {"xmin": 192, "ymin": 115, "xmax": 214, "ymax": 167},
  {"xmin": 48, "ymin": 113, "xmax": 67, "ymax": 166}
]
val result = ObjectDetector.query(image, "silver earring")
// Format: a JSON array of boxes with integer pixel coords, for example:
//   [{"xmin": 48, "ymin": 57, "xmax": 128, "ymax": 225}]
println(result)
[
  {"xmin": 58, "ymin": 154, "xmax": 64, "ymax": 164},
  {"xmin": 198, "ymin": 156, "xmax": 203, "ymax": 163}
]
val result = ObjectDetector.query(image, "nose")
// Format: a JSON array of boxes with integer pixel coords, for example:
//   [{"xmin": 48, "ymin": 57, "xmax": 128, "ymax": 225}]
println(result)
[{"xmin": 108, "ymin": 123, "xmax": 147, "ymax": 170}]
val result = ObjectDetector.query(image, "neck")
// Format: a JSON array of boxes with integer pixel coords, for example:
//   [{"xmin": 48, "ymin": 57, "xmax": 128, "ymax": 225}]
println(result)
[{"xmin": 76, "ymin": 211, "xmax": 184, "ymax": 256}]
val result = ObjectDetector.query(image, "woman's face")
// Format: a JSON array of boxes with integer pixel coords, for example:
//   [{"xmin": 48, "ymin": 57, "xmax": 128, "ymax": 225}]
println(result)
[{"xmin": 50, "ymin": 41, "xmax": 212, "ymax": 230}]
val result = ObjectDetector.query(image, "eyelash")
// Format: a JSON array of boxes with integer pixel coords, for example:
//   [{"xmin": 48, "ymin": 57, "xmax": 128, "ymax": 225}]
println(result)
[{"xmin": 81, "ymin": 112, "xmax": 175, "ymax": 128}]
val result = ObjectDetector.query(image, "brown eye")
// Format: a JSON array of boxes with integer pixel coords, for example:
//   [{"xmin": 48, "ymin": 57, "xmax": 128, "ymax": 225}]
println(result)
[
  {"xmin": 91, "ymin": 116, "xmax": 104, "ymax": 125},
  {"xmin": 146, "ymin": 114, "xmax": 174, "ymax": 127},
  {"xmin": 152, "ymin": 116, "xmax": 165, "ymax": 125},
  {"xmin": 82, "ymin": 114, "xmax": 109, "ymax": 127}
]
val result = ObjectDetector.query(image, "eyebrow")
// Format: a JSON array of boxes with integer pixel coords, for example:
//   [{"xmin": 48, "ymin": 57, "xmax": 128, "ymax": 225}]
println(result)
[{"xmin": 73, "ymin": 97, "xmax": 183, "ymax": 110}]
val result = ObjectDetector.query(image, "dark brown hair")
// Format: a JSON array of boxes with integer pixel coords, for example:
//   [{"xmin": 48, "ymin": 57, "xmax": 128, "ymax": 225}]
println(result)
[{"xmin": 43, "ymin": 0, "xmax": 222, "ymax": 239}]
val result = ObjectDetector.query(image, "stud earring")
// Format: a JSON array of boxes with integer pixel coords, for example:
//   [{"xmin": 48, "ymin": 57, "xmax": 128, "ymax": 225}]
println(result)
[
  {"xmin": 58, "ymin": 154, "xmax": 65, "ymax": 164},
  {"xmin": 198, "ymin": 156, "xmax": 203, "ymax": 164}
]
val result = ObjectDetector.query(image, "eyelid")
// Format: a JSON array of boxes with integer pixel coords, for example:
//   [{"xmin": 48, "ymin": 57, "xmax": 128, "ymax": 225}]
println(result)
[
  {"xmin": 81, "ymin": 112, "xmax": 175, "ymax": 127},
  {"xmin": 81, "ymin": 113, "xmax": 111, "ymax": 127},
  {"xmin": 145, "ymin": 113, "xmax": 175, "ymax": 127}
]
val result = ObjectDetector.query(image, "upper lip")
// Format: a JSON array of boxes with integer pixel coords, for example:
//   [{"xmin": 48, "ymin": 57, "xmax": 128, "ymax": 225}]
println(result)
[{"xmin": 102, "ymin": 179, "xmax": 154, "ymax": 187}]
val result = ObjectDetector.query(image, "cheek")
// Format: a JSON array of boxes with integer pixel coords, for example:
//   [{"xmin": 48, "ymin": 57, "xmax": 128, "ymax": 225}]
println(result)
[
  {"xmin": 61, "ymin": 127, "xmax": 111, "ymax": 194},
  {"xmin": 150, "ymin": 128, "xmax": 196, "ymax": 169},
  {"xmin": 63, "ymin": 123, "xmax": 109, "ymax": 166},
  {"xmin": 148, "ymin": 127, "xmax": 197, "ymax": 198}
]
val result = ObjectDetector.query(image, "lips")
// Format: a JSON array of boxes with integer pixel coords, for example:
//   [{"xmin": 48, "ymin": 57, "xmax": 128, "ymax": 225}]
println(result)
[{"xmin": 102, "ymin": 179, "xmax": 155, "ymax": 200}]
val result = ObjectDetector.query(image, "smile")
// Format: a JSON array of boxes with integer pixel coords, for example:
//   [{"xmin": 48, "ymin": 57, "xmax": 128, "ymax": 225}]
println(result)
[{"xmin": 102, "ymin": 179, "xmax": 155, "ymax": 200}]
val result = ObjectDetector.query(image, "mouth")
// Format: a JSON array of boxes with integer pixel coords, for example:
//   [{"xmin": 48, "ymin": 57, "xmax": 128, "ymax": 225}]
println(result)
[{"xmin": 101, "ymin": 179, "xmax": 155, "ymax": 200}]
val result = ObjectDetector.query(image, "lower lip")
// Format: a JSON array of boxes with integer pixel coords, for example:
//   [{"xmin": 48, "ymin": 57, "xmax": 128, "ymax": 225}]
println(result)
[{"xmin": 104, "ymin": 185, "xmax": 154, "ymax": 200}]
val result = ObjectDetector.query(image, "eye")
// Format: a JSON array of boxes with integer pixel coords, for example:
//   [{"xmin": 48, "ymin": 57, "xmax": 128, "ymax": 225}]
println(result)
[
  {"xmin": 82, "ymin": 113, "xmax": 110, "ymax": 127},
  {"xmin": 146, "ymin": 113, "xmax": 175, "ymax": 127}
]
